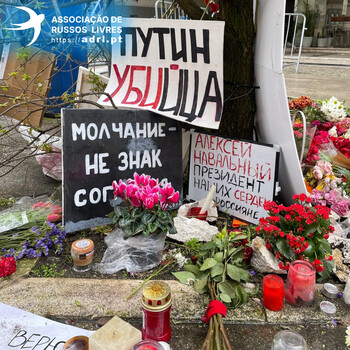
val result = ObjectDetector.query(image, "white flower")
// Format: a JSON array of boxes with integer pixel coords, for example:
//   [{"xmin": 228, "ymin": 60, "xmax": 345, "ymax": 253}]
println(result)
[
  {"xmin": 346, "ymin": 326, "xmax": 350, "ymax": 347},
  {"xmin": 328, "ymin": 126, "xmax": 338, "ymax": 137},
  {"xmin": 321, "ymin": 96, "xmax": 346, "ymax": 122},
  {"xmin": 344, "ymin": 129, "xmax": 350, "ymax": 140},
  {"xmin": 174, "ymin": 252, "xmax": 187, "ymax": 268}
]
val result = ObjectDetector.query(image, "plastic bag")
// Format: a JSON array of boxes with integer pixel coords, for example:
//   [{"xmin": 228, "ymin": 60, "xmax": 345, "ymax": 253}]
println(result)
[
  {"xmin": 0, "ymin": 196, "xmax": 62, "ymax": 233},
  {"xmin": 0, "ymin": 196, "xmax": 49, "ymax": 233},
  {"xmin": 18, "ymin": 126, "xmax": 62, "ymax": 181},
  {"xmin": 93, "ymin": 228, "xmax": 166, "ymax": 274}
]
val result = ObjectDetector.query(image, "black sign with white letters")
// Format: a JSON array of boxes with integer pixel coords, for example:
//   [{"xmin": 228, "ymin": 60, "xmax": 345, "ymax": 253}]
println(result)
[{"xmin": 62, "ymin": 109, "xmax": 182, "ymax": 232}]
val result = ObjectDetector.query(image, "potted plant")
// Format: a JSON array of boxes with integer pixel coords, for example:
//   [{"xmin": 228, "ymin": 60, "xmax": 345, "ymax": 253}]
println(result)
[
  {"xmin": 300, "ymin": 0, "xmax": 319, "ymax": 47},
  {"xmin": 255, "ymin": 193, "xmax": 334, "ymax": 279},
  {"xmin": 111, "ymin": 172, "xmax": 179, "ymax": 237}
]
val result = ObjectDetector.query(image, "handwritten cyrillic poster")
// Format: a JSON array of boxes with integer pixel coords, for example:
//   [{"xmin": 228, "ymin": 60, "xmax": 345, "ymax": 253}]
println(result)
[
  {"xmin": 62, "ymin": 109, "xmax": 183, "ymax": 232},
  {"xmin": 188, "ymin": 131, "xmax": 279, "ymax": 224},
  {"xmin": 99, "ymin": 18, "xmax": 225, "ymax": 129},
  {"xmin": 0, "ymin": 303, "xmax": 93, "ymax": 350}
]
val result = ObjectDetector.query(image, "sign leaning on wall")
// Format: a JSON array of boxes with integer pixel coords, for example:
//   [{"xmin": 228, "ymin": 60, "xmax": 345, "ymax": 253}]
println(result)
[
  {"xmin": 98, "ymin": 18, "xmax": 225, "ymax": 129},
  {"xmin": 62, "ymin": 109, "xmax": 183, "ymax": 232},
  {"xmin": 188, "ymin": 131, "xmax": 280, "ymax": 224}
]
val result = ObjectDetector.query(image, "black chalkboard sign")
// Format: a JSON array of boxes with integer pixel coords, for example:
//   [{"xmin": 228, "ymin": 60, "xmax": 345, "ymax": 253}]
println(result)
[{"xmin": 62, "ymin": 109, "xmax": 183, "ymax": 232}]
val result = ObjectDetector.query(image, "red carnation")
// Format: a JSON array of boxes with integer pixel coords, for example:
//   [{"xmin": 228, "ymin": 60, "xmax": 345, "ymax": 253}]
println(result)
[{"xmin": 0, "ymin": 257, "xmax": 16, "ymax": 278}]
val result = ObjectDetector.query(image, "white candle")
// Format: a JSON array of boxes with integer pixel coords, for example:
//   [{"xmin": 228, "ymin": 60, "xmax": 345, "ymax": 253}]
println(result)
[{"xmin": 200, "ymin": 185, "xmax": 216, "ymax": 214}]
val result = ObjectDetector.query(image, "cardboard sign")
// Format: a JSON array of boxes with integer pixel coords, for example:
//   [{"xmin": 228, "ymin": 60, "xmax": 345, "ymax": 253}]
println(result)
[
  {"xmin": 0, "ymin": 43, "xmax": 55, "ymax": 127},
  {"xmin": 0, "ymin": 302, "xmax": 93, "ymax": 350},
  {"xmin": 98, "ymin": 18, "xmax": 225, "ymax": 129},
  {"xmin": 62, "ymin": 109, "xmax": 183, "ymax": 232},
  {"xmin": 188, "ymin": 131, "xmax": 279, "ymax": 224}
]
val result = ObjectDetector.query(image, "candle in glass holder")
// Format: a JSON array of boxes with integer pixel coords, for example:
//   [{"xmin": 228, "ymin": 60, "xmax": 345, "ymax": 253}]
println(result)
[
  {"xmin": 285, "ymin": 260, "xmax": 316, "ymax": 306},
  {"xmin": 187, "ymin": 206, "xmax": 208, "ymax": 220},
  {"xmin": 263, "ymin": 274, "xmax": 284, "ymax": 311}
]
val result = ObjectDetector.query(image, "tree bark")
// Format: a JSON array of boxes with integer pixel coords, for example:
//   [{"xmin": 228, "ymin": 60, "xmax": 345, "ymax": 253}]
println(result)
[{"xmin": 175, "ymin": 0, "xmax": 256, "ymax": 140}]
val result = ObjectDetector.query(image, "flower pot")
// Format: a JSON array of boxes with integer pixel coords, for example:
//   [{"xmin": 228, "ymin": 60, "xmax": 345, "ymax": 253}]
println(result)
[
  {"xmin": 302, "ymin": 36, "xmax": 313, "ymax": 47},
  {"xmin": 317, "ymin": 38, "xmax": 328, "ymax": 47}
]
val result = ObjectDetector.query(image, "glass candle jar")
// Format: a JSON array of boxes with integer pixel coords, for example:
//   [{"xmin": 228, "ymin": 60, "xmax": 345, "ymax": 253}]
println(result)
[
  {"xmin": 63, "ymin": 336, "xmax": 89, "ymax": 350},
  {"xmin": 141, "ymin": 281, "xmax": 172, "ymax": 342},
  {"xmin": 71, "ymin": 239, "xmax": 94, "ymax": 272},
  {"xmin": 263, "ymin": 274, "xmax": 284, "ymax": 311},
  {"xmin": 131, "ymin": 340, "xmax": 165, "ymax": 350},
  {"xmin": 187, "ymin": 207, "xmax": 208, "ymax": 220},
  {"xmin": 271, "ymin": 330, "xmax": 308, "ymax": 350},
  {"xmin": 285, "ymin": 260, "xmax": 315, "ymax": 306}
]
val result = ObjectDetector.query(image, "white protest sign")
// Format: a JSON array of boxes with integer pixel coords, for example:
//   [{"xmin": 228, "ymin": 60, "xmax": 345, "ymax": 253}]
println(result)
[
  {"xmin": 99, "ymin": 18, "xmax": 225, "ymax": 129},
  {"xmin": 188, "ymin": 131, "xmax": 280, "ymax": 224},
  {"xmin": 0, "ymin": 302, "xmax": 93, "ymax": 350}
]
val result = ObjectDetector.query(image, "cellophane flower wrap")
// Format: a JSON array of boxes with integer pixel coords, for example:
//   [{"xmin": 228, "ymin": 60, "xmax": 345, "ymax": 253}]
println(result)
[
  {"xmin": 111, "ymin": 173, "xmax": 180, "ymax": 238},
  {"xmin": 256, "ymin": 194, "xmax": 334, "ymax": 279}
]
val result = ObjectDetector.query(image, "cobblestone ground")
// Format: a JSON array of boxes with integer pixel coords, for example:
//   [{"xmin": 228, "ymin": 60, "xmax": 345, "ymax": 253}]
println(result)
[{"xmin": 284, "ymin": 64, "xmax": 350, "ymax": 102}]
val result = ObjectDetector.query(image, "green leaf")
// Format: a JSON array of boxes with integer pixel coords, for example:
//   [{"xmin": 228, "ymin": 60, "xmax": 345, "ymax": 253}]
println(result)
[
  {"xmin": 214, "ymin": 252, "xmax": 223, "ymax": 262},
  {"xmin": 230, "ymin": 234, "xmax": 247, "ymax": 241},
  {"xmin": 200, "ymin": 242, "xmax": 217, "ymax": 251},
  {"xmin": 141, "ymin": 212, "xmax": 155, "ymax": 224},
  {"xmin": 172, "ymin": 271, "xmax": 196, "ymax": 284},
  {"xmin": 75, "ymin": 300, "xmax": 81, "ymax": 307},
  {"xmin": 236, "ymin": 285, "xmax": 248, "ymax": 306},
  {"xmin": 276, "ymin": 238, "xmax": 296, "ymax": 261},
  {"xmin": 218, "ymin": 281, "xmax": 237, "ymax": 298},
  {"xmin": 212, "ymin": 275, "xmax": 223, "ymax": 283},
  {"xmin": 200, "ymin": 258, "xmax": 217, "ymax": 271},
  {"xmin": 316, "ymin": 240, "xmax": 332, "ymax": 255},
  {"xmin": 168, "ymin": 225, "xmax": 177, "ymax": 235},
  {"xmin": 211, "ymin": 262, "xmax": 224, "ymax": 277},
  {"xmin": 184, "ymin": 264, "xmax": 200, "ymax": 276},
  {"xmin": 303, "ymin": 240, "xmax": 316, "ymax": 258},
  {"xmin": 304, "ymin": 222, "xmax": 319, "ymax": 236},
  {"xmin": 220, "ymin": 293, "xmax": 232, "ymax": 303},
  {"xmin": 228, "ymin": 245, "xmax": 244, "ymax": 258},
  {"xmin": 194, "ymin": 276, "xmax": 208, "ymax": 294},
  {"xmin": 226, "ymin": 264, "xmax": 241, "ymax": 281}
]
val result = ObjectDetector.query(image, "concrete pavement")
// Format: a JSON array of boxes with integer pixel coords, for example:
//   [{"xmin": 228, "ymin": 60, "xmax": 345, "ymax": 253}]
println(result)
[
  {"xmin": 0, "ymin": 277, "xmax": 349, "ymax": 349},
  {"xmin": 284, "ymin": 48, "xmax": 350, "ymax": 102}
]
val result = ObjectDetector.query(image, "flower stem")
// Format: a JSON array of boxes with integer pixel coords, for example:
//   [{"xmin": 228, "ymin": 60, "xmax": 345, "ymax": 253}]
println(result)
[{"xmin": 125, "ymin": 259, "xmax": 174, "ymax": 301}]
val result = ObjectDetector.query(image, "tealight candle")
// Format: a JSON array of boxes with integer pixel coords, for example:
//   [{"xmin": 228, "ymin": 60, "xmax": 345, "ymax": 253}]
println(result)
[
  {"xmin": 71, "ymin": 239, "xmax": 94, "ymax": 272},
  {"xmin": 263, "ymin": 274, "xmax": 284, "ymax": 311}
]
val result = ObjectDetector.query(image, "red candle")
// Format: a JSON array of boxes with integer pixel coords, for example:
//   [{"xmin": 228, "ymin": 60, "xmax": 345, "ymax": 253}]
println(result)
[
  {"xmin": 141, "ymin": 281, "xmax": 172, "ymax": 342},
  {"xmin": 263, "ymin": 274, "xmax": 284, "ymax": 311},
  {"xmin": 187, "ymin": 206, "xmax": 208, "ymax": 220}
]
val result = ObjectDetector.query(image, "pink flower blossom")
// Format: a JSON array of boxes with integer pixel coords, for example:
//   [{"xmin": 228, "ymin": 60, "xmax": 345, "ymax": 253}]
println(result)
[
  {"xmin": 331, "ymin": 200, "xmax": 350, "ymax": 217},
  {"xmin": 313, "ymin": 167, "xmax": 323, "ymax": 180},
  {"xmin": 112, "ymin": 180, "xmax": 126, "ymax": 198}
]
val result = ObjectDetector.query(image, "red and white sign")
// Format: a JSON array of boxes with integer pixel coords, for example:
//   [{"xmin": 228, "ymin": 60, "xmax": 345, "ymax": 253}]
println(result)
[
  {"xmin": 188, "ymin": 131, "xmax": 280, "ymax": 224},
  {"xmin": 99, "ymin": 18, "xmax": 225, "ymax": 129}
]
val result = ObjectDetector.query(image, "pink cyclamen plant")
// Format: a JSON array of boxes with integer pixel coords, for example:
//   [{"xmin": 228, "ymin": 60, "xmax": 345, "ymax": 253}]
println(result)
[{"xmin": 112, "ymin": 173, "xmax": 179, "ymax": 238}]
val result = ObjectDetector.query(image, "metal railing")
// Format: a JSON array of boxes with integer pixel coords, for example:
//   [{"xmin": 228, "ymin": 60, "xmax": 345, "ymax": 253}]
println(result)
[
  {"xmin": 155, "ymin": 0, "xmax": 187, "ymax": 19},
  {"xmin": 284, "ymin": 13, "xmax": 306, "ymax": 73}
]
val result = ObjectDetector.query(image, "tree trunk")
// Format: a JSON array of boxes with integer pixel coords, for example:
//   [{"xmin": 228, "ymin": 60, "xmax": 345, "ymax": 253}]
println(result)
[{"xmin": 175, "ymin": 0, "xmax": 256, "ymax": 140}]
